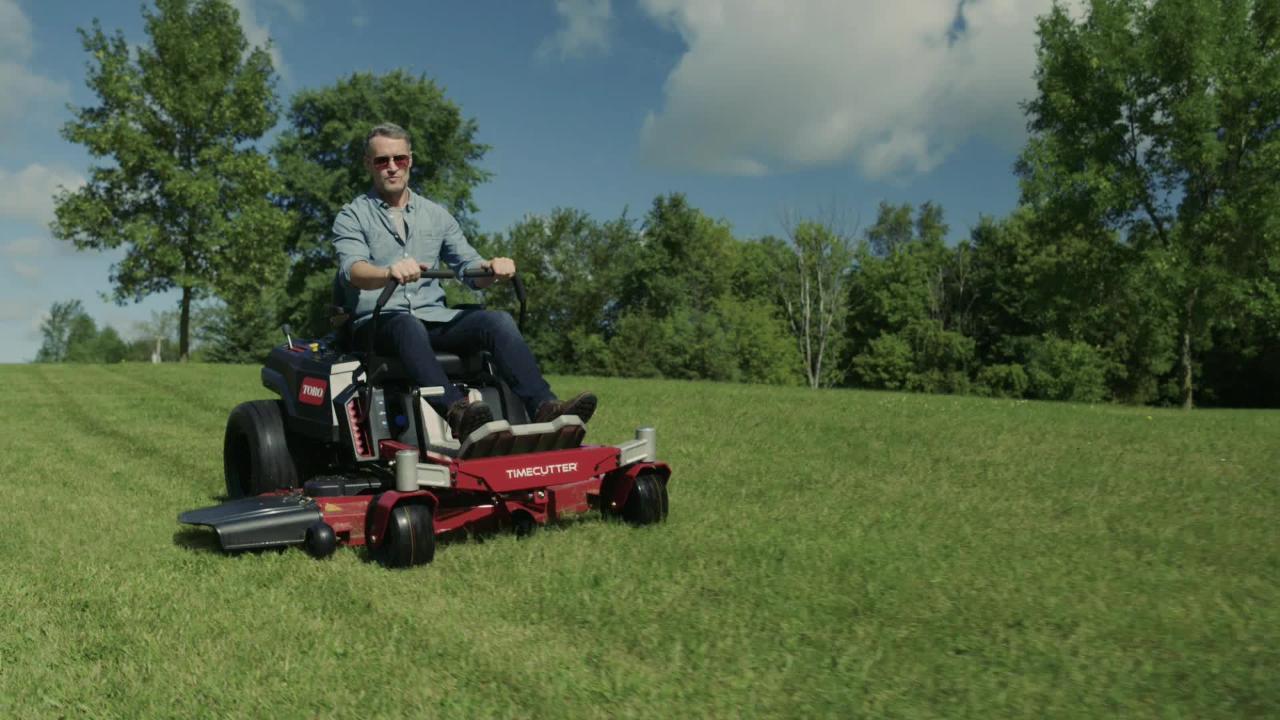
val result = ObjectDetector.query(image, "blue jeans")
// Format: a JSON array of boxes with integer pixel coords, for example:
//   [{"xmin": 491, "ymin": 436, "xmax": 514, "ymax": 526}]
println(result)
[{"xmin": 354, "ymin": 310, "xmax": 554, "ymax": 416}]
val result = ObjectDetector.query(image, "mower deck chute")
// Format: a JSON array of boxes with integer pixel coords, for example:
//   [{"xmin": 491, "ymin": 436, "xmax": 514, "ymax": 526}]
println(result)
[{"xmin": 179, "ymin": 494, "xmax": 322, "ymax": 551}]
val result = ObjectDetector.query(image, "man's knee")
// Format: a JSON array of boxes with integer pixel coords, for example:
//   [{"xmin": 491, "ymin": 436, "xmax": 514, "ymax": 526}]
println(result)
[
  {"xmin": 479, "ymin": 310, "xmax": 519, "ymax": 338},
  {"xmin": 381, "ymin": 313, "xmax": 431, "ymax": 353}
]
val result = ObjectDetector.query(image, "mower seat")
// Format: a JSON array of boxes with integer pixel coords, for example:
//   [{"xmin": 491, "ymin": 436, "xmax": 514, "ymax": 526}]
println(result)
[{"xmin": 362, "ymin": 351, "xmax": 486, "ymax": 382}]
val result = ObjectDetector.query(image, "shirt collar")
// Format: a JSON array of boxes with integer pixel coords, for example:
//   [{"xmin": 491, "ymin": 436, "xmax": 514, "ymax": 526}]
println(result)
[{"xmin": 367, "ymin": 187, "xmax": 416, "ymax": 211}]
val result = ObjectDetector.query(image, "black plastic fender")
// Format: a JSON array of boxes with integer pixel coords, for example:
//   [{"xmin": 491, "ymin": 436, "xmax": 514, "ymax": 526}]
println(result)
[{"xmin": 261, "ymin": 367, "xmax": 295, "ymax": 415}]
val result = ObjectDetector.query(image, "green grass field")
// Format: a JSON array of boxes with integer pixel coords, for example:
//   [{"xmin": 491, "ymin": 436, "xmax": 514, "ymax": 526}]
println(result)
[{"xmin": 0, "ymin": 363, "xmax": 1275, "ymax": 718}]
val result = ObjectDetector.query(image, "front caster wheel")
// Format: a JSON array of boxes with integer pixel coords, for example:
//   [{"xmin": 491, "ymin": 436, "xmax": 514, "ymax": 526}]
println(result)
[
  {"xmin": 374, "ymin": 504, "xmax": 435, "ymax": 569},
  {"xmin": 622, "ymin": 472, "xmax": 668, "ymax": 526}
]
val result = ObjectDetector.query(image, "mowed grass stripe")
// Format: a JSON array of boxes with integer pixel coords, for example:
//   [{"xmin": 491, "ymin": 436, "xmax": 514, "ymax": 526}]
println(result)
[{"xmin": 0, "ymin": 365, "xmax": 1275, "ymax": 717}]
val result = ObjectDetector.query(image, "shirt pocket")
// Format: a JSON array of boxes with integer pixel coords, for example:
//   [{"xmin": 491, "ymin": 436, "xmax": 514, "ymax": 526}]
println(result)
[
  {"xmin": 412, "ymin": 231, "xmax": 448, "ymax": 269},
  {"xmin": 367, "ymin": 226, "xmax": 408, "ymax": 266}
]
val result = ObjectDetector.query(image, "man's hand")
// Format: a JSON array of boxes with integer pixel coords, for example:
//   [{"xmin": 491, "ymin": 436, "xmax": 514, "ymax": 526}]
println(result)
[
  {"xmin": 388, "ymin": 258, "xmax": 430, "ymax": 284},
  {"xmin": 482, "ymin": 257, "xmax": 516, "ymax": 279},
  {"xmin": 476, "ymin": 257, "xmax": 515, "ymax": 289}
]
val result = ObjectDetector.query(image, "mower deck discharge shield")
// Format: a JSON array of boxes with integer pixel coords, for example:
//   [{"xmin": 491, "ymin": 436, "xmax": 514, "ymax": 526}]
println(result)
[{"xmin": 180, "ymin": 494, "xmax": 322, "ymax": 551}]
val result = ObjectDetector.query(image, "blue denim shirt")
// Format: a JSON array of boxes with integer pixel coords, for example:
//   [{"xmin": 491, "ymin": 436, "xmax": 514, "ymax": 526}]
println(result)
[{"xmin": 332, "ymin": 189, "xmax": 485, "ymax": 329}]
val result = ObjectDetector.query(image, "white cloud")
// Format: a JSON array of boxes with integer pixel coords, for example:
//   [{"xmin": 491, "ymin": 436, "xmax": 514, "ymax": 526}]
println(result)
[
  {"xmin": 637, "ymin": 0, "xmax": 1054, "ymax": 179},
  {"xmin": 350, "ymin": 0, "xmax": 368, "ymax": 28},
  {"xmin": 2, "ymin": 237, "xmax": 48, "ymax": 257},
  {"xmin": 0, "ymin": 0, "xmax": 33, "ymax": 58},
  {"xmin": 539, "ymin": 0, "xmax": 613, "ymax": 60},
  {"xmin": 0, "ymin": 164, "xmax": 85, "ymax": 226},
  {"xmin": 2, "ymin": 234, "xmax": 75, "ymax": 283},
  {"xmin": 228, "ymin": 0, "xmax": 290, "ymax": 80},
  {"xmin": 0, "ymin": 0, "xmax": 70, "ymax": 134},
  {"xmin": 11, "ymin": 261, "xmax": 39, "ymax": 280},
  {"xmin": 268, "ymin": 0, "xmax": 305, "ymax": 22},
  {"xmin": 0, "ymin": 300, "xmax": 31, "ymax": 322}
]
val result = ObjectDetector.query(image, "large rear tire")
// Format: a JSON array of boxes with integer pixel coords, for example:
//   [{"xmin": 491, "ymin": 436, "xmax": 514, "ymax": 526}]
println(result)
[
  {"xmin": 223, "ymin": 400, "xmax": 300, "ymax": 498},
  {"xmin": 374, "ymin": 503, "xmax": 436, "ymax": 569},
  {"xmin": 621, "ymin": 472, "xmax": 669, "ymax": 526}
]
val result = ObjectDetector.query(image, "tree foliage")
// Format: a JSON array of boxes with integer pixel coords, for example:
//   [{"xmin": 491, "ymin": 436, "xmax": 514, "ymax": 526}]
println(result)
[
  {"xmin": 1019, "ymin": 0, "xmax": 1280, "ymax": 407},
  {"xmin": 36, "ymin": 300, "xmax": 128, "ymax": 363},
  {"xmin": 474, "ymin": 208, "xmax": 629, "ymax": 373},
  {"xmin": 778, "ymin": 217, "xmax": 855, "ymax": 388},
  {"xmin": 847, "ymin": 202, "xmax": 976, "ymax": 392},
  {"xmin": 472, "ymin": 195, "xmax": 801, "ymax": 385},
  {"xmin": 51, "ymin": 0, "xmax": 289, "ymax": 359}
]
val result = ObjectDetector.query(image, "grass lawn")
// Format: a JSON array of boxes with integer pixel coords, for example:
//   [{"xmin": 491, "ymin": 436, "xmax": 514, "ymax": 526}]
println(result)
[{"xmin": 0, "ymin": 363, "xmax": 1276, "ymax": 718}]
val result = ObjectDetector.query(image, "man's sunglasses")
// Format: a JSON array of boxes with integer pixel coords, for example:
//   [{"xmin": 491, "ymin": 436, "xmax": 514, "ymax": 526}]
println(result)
[{"xmin": 372, "ymin": 154, "xmax": 411, "ymax": 170}]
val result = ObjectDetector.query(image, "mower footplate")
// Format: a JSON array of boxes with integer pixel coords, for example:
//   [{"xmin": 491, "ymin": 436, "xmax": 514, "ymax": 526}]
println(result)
[
  {"xmin": 459, "ymin": 416, "xmax": 586, "ymax": 459},
  {"xmin": 179, "ymin": 494, "xmax": 321, "ymax": 551}
]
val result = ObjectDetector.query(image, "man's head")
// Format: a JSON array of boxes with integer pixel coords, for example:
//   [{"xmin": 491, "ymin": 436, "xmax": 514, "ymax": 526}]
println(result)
[{"xmin": 364, "ymin": 123, "xmax": 413, "ymax": 201}]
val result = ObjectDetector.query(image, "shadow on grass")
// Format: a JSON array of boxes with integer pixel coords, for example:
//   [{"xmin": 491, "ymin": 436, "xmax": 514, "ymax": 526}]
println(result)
[
  {"xmin": 171, "ymin": 509, "xmax": 617, "ymax": 565},
  {"xmin": 439, "ymin": 510, "xmax": 606, "ymax": 545},
  {"xmin": 172, "ymin": 527, "xmax": 222, "ymax": 554},
  {"xmin": 173, "ymin": 528, "xmax": 295, "ymax": 560}
]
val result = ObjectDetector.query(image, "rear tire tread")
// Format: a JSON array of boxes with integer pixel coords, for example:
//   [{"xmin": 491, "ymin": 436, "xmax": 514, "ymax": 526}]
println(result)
[{"xmin": 223, "ymin": 400, "xmax": 300, "ymax": 498}]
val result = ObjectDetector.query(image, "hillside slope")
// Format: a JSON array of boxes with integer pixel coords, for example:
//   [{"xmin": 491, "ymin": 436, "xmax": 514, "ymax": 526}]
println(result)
[{"xmin": 0, "ymin": 363, "xmax": 1275, "ymax": 717}]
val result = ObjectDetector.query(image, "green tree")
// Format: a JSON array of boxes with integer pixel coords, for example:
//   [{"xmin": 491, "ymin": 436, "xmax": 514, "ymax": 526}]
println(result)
[
  {"xmin": 35, "ymin": 300, "xmax": 129, "ymax": 363},
  {"xmin": 967, "ymin": 210, "xmax": 1180, "ymax": 404},
  {"xmin": 1019, "ymin": 0, "xmax": 1280, "ymax": 408},
  {"xmin": 127, "ymin": 309, "xmax": 181, "ymax": 362},
  {"xmin": 36, "ymin": 300, "xmax": 87, "ymax": 362},
  {"xmin": 846, "ymin": 202, "xmax": 978, "ymax": 392},
  {"xmin": 51, "ymin": 0, "xmax": 289, "ymax": 360},
  {"xmin": 476, "ymin": 208, "xmax": 631, "ymax": 373},
  {"xmin": 65, "ymin": 323, "xmax": 129, "ymax": 364},
  {"xmin": 602, "ymin": 195, "xmax": 799, "ymax": 384},
  {"xmin": 272, "ymin": 71, "xmax": 491, "ymax": 336},
  {"xmin": 778, "ymin": 217, "xmax": 856, "ymax": 388},
  {"xmin": 196, "ymin": 287, "xmax": 285, "ymax": 364},
  {"xmin": 614, "ymin": 194, "xmax": 736, "ymax": 322}
]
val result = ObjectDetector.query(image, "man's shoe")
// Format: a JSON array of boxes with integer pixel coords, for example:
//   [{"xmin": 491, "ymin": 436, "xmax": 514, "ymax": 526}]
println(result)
[
  {"xmin": 534, "ymin": 392, "xmax": 598, "ymax": 424},
  {"xmin": 446, "ymin": 399, "xmax": 493, "ymax": 440}
]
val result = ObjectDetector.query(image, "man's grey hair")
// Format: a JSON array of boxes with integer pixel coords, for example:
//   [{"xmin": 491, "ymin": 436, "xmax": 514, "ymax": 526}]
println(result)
[{"xmin": 364, "ymin": 123, "xmax": 412, "ymax": 156}]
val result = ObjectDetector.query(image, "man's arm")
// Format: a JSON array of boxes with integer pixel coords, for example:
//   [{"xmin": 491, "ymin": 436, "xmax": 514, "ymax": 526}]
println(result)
[
  {"xmin": 348, "ymin": 258, "xmax": 428, "ymax": 290},
  {"xmin": 436, "ymin": 211, "xmax": 515, "ymax": 289}
]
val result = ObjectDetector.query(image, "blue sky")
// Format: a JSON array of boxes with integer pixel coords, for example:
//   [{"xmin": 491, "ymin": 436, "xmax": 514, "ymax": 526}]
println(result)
[{"xmin": 0, "ymin": 0, "xmax": 1057, "ymax": 362}]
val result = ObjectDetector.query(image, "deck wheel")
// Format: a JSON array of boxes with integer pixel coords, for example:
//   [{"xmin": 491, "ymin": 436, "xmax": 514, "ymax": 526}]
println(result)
[{"xmin": 304, "ymin": 521, "xmax": 337, "ymax": 559}]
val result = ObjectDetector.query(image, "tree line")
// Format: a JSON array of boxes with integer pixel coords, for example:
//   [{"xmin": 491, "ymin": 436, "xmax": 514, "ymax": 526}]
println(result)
[{"xmin": 39, "ymin": 0, "xmax": 1279, "ymax": 408}]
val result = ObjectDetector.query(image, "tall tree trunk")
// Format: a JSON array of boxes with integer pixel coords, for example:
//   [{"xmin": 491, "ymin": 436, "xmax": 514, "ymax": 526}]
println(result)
[
  {"xmin": 179, "ymin": 285, "xmax": 192, "ymax": 362},
  {"xmin": 1181, "ymin": 287, "xmax": 1198, "ymax": 410}
]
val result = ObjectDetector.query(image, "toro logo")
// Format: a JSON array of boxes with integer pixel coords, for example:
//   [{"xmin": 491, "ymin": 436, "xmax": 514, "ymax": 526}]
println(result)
[
  {"xmin": 506, "ymin": 462, "xmax": 578, "ymax": 480},
  {"xmin": 298, "ymin": 376, "xmax": 327, "ymax": 406}
]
